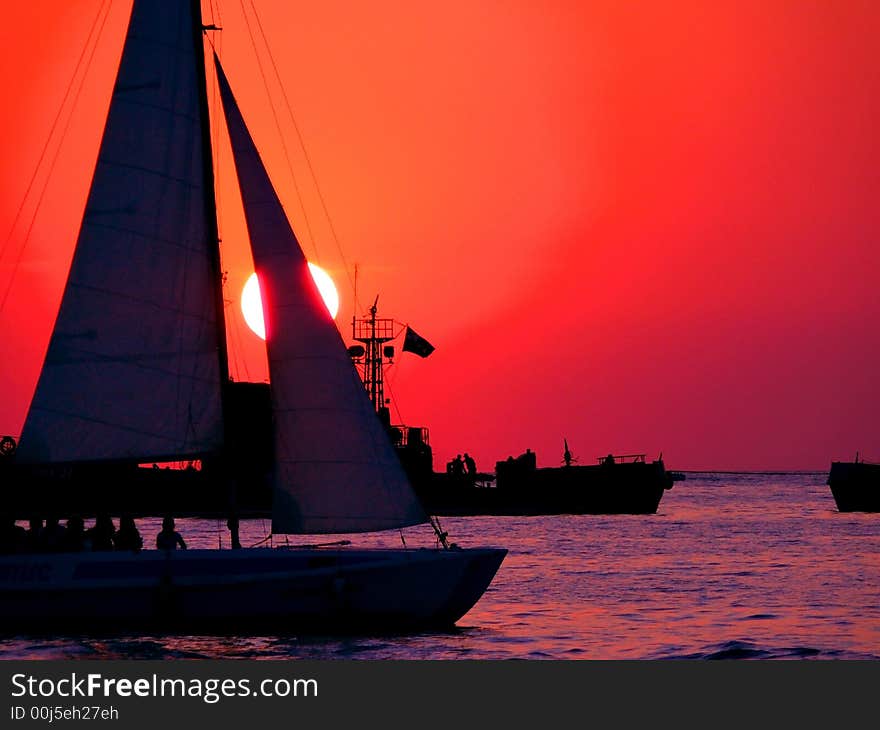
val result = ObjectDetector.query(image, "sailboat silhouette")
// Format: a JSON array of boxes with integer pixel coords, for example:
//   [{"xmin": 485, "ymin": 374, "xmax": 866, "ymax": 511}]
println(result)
[{"xmin": 0, "ymin": 0, "xmax": 505, "ymax": 631}]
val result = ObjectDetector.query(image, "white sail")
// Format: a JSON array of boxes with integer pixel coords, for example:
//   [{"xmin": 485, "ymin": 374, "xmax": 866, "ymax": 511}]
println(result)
[
  {"xmin": 214, "ymin": 57, "xmax": 427, "ymax": 534},
  {"xmin": 17, "ymin": 0, "xmax": 223, "ymax": 463}
]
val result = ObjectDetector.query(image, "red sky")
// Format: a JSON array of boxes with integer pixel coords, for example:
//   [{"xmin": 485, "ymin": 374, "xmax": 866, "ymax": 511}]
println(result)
[{"xmin": 0, "ymin": 0, "xmax": 878, "ymax": 470}]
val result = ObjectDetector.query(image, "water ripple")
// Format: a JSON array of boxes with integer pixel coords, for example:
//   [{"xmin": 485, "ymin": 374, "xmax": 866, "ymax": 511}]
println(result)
[{"xmin": 2, "ymin": 473, "xmax": 878, "ymax": 659}]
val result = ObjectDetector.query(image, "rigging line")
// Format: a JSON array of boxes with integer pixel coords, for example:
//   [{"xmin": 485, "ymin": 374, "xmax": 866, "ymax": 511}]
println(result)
[
  {"xmin": 223, "ymin": 296, "xmax": 241, "ymax": 380},
  {"xmin": 234, "ymin": 328, "xmax": 251, "ymax": 382},
  {"xmin": 0, "ymin": 0, "xmax": 113, "ymax": 315},
  {"xmin": 174, "ymin": 16, "xmax": 207, "ymax": 448},
  {"xmin": 247, "ymin": 0, "xmax": 361, "ymax": 312},
  {"xmin": 202, "ymin": 33, "xmax": 231, "ymax": 391},
  {"xmin": 207, "ymin": 6, "xmax": 223, "ymax": 238},
  {"xmin": 209, "ymin": 38, "xmax": 230, "ymax": 382},
  {"xmin": 209, "ymin": 64, "xmax": 219, "ymax": 225},
  {"xmin": 388, "ymin": 320, "xmax": 408, "ymax": 341},
  {"xmin": 230, "ymin": 275, "xmax": 253, "ymax": 381},
  {"xmin": 382, "ymin": 320, "xmax": 405, "ymax": 416},
  {"xmin": 225, "ymin": 294, "xmax": 252, "ymax": 382},
  {"xmin": 237, "ymin": 0, "xmax": 321, "ymax": 264},
  {"xmin": 250, "ymin": 531, "xmax": 273, "ymax": 548},
  {"xmin": 383, "ymin": 371, "xmax": 406, "ymax": 426},
  {"xmin": 175, "ymin": 111, "xmax": 203, "ymax": 449},
  {"xmin": 0, "ymin": 0, "xmax": 110, "ymax": 268}
]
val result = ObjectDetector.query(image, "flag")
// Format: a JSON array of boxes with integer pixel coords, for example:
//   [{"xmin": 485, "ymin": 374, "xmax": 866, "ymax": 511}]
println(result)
[{"xmin": 402, "ymin": 326, "xmax": 435, "ymax": 358}]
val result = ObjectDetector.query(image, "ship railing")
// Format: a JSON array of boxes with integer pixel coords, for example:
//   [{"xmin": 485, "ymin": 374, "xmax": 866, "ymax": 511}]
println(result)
[
  {"xmin": 137, "ymin": 460, "xmax": 202, "ymax": 471},
  {"xmin": 353, "ymin": 316, "xmax": 395, "ymax": 342},
  {"xmin": 389, "ymin": 425, "xmax": 430, "ymax": 448},
  {"xmin": 595, "ymin": 454, "xmax": 646, "ymax": 465}
]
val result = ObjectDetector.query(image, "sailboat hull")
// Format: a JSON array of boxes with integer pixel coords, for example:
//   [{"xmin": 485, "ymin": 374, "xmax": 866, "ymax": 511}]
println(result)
[{"xmin": 0, "ymin": 547, "xmax": 506, "ymax": 633}]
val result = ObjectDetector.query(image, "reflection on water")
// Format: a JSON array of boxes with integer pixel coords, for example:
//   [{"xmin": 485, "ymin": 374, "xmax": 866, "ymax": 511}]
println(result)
[{"xmin": 1, "ymin": 473, "xmax": 878, "ymax": 659}]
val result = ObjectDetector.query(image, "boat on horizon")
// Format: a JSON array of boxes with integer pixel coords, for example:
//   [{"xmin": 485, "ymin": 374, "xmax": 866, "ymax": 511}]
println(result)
[
  {"xmin": 827, "ymin": 455, "xmax": 880, "ymax": 512},
  {"xmin": 411, "ymin": 448, "xmax": 676, "ymax": 516},
  {"xmin": 0, "ymin": 0, "xmax": 505, "ymax": 631}
]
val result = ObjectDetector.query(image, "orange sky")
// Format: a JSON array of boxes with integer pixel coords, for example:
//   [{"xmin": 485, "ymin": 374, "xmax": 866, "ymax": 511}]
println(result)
[{"xmin": 0, "ymin": 0, "xmax": 878, "ymax": 470}]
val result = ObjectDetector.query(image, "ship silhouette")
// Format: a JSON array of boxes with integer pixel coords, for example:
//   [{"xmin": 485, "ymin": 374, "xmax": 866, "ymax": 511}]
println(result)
[{"xmin": 827, "ymin": 454, "xmax": 880, "ymax": 512}]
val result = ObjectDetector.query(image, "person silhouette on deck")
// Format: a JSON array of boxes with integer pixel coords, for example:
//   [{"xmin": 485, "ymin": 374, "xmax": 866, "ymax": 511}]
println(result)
[
  {"xmin": 87, "ymin": 514, "xmax": 116, "ymax": 552},
  {"xmin": 452, "ymin": 455, "xmax": 465, "ymax": 478},
  {"xmin": 603, "ymin": 453, "xmax": 616, "ymax": 466},
  {"xmin": 41, "ymin": 515, "xmax": 67, "ymax": 552},
  {"xmin": 25, "ymin": 516, "xmax": 43, "ymax": 553},
  {"xmin": 62, "ymin": 516, "xmax": 87, "ymax": 552},
  {"xmin": 464, "ymin": 453, "xmax": 477, "ymax": 479},
  {"xmin": 227, "ymin": 514, "xmax": 241, "ymax": 550},
  {"xmin": 156, "ymin": 516, "xmax": 187, "ymax": 551},
  {"xmin": 114, "ymin": 515, "xmax": 143, "ymax": 552}
]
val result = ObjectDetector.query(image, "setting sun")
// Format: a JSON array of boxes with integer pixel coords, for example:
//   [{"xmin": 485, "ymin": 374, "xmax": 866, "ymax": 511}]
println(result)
[{"xmin": 241, "ymin": 264, "xmax": 339, "ymax": 340}]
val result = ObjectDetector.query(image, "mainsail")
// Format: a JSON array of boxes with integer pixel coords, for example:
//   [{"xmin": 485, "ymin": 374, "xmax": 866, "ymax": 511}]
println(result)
[
  {"xmin": 17, "ymin": 1, "xmax": 224, "ymax": 463},
  {"xmin": 214, "ymin": 57, "xmax": 427, "ymax": 534}
]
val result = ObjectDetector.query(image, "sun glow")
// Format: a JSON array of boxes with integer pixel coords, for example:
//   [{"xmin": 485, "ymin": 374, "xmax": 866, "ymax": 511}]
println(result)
[{"xmin": 241, "ymin": 264, "xmax": 339, "ymax": 340}]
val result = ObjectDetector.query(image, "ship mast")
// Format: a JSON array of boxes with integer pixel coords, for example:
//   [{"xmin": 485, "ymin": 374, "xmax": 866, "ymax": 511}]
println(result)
[
  {"xmin": 348, "ymin": 300, "xmax": 452, "ymax": 547},
  {"xmin": 192, "ymin": 1, "xmax": 230, "ymax": 410},
  {"xmin": 351, "ymin": 297, "xmax": 396, "ymax": 422},
  {"xmin": 192, "ymin": 1, "xmax": 239, "ymax": 543}
]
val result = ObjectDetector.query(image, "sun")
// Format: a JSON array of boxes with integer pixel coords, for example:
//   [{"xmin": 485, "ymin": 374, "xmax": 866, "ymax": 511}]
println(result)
[{"xmin": 241, "ymin": 264, "xmax": 340, "ymax": 340}]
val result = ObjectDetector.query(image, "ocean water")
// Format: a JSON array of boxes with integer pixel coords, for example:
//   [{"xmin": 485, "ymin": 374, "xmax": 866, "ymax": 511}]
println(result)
[{"xmin": 1, "ymin": 472, "xmax": 878, "ymax": 659}]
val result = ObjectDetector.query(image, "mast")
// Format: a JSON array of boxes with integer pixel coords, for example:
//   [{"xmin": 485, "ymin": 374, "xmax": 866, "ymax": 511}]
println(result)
[
  {"xmin": 191, "ymin": 0, "xmax": 231, "ymax": 436},
  {"xmin": 351, "ymin": 298, "xmax": 395, "ymax": 423},
  {"xmin": 192, "ymin": 1, "xmax": 239, "ymax": 541}
]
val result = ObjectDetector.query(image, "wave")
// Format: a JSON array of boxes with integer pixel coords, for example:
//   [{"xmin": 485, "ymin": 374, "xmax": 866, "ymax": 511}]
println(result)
[{"xmin": 656, "ymin": 639, "xmax": 875, "ymax": 660}]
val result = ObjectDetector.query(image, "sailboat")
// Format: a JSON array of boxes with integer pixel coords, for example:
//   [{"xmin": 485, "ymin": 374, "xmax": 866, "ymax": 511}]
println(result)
[{"xmin": 0, "ymin": 0, "xmax": 505, "ymax": 631}]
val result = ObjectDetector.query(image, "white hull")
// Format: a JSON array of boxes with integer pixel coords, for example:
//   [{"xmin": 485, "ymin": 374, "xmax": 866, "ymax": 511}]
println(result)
[{"xmin": 0, "ymin": 547, "xmax": 506, "ymax": 632}]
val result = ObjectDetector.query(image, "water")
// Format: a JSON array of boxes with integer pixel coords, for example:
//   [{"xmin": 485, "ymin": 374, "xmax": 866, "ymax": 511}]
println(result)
[{"xmin": 1, "ymin": 473, "xmax": 878, "ymax": 659}]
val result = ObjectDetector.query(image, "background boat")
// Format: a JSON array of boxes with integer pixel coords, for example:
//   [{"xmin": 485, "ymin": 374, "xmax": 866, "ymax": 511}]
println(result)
[
  {"xmin": 827, "ymin": 458, "xmax": 880, "ymax": 512},
  {"xmin": 415, "ymin": 451, "xmax": 675, "ymax": 516}
]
